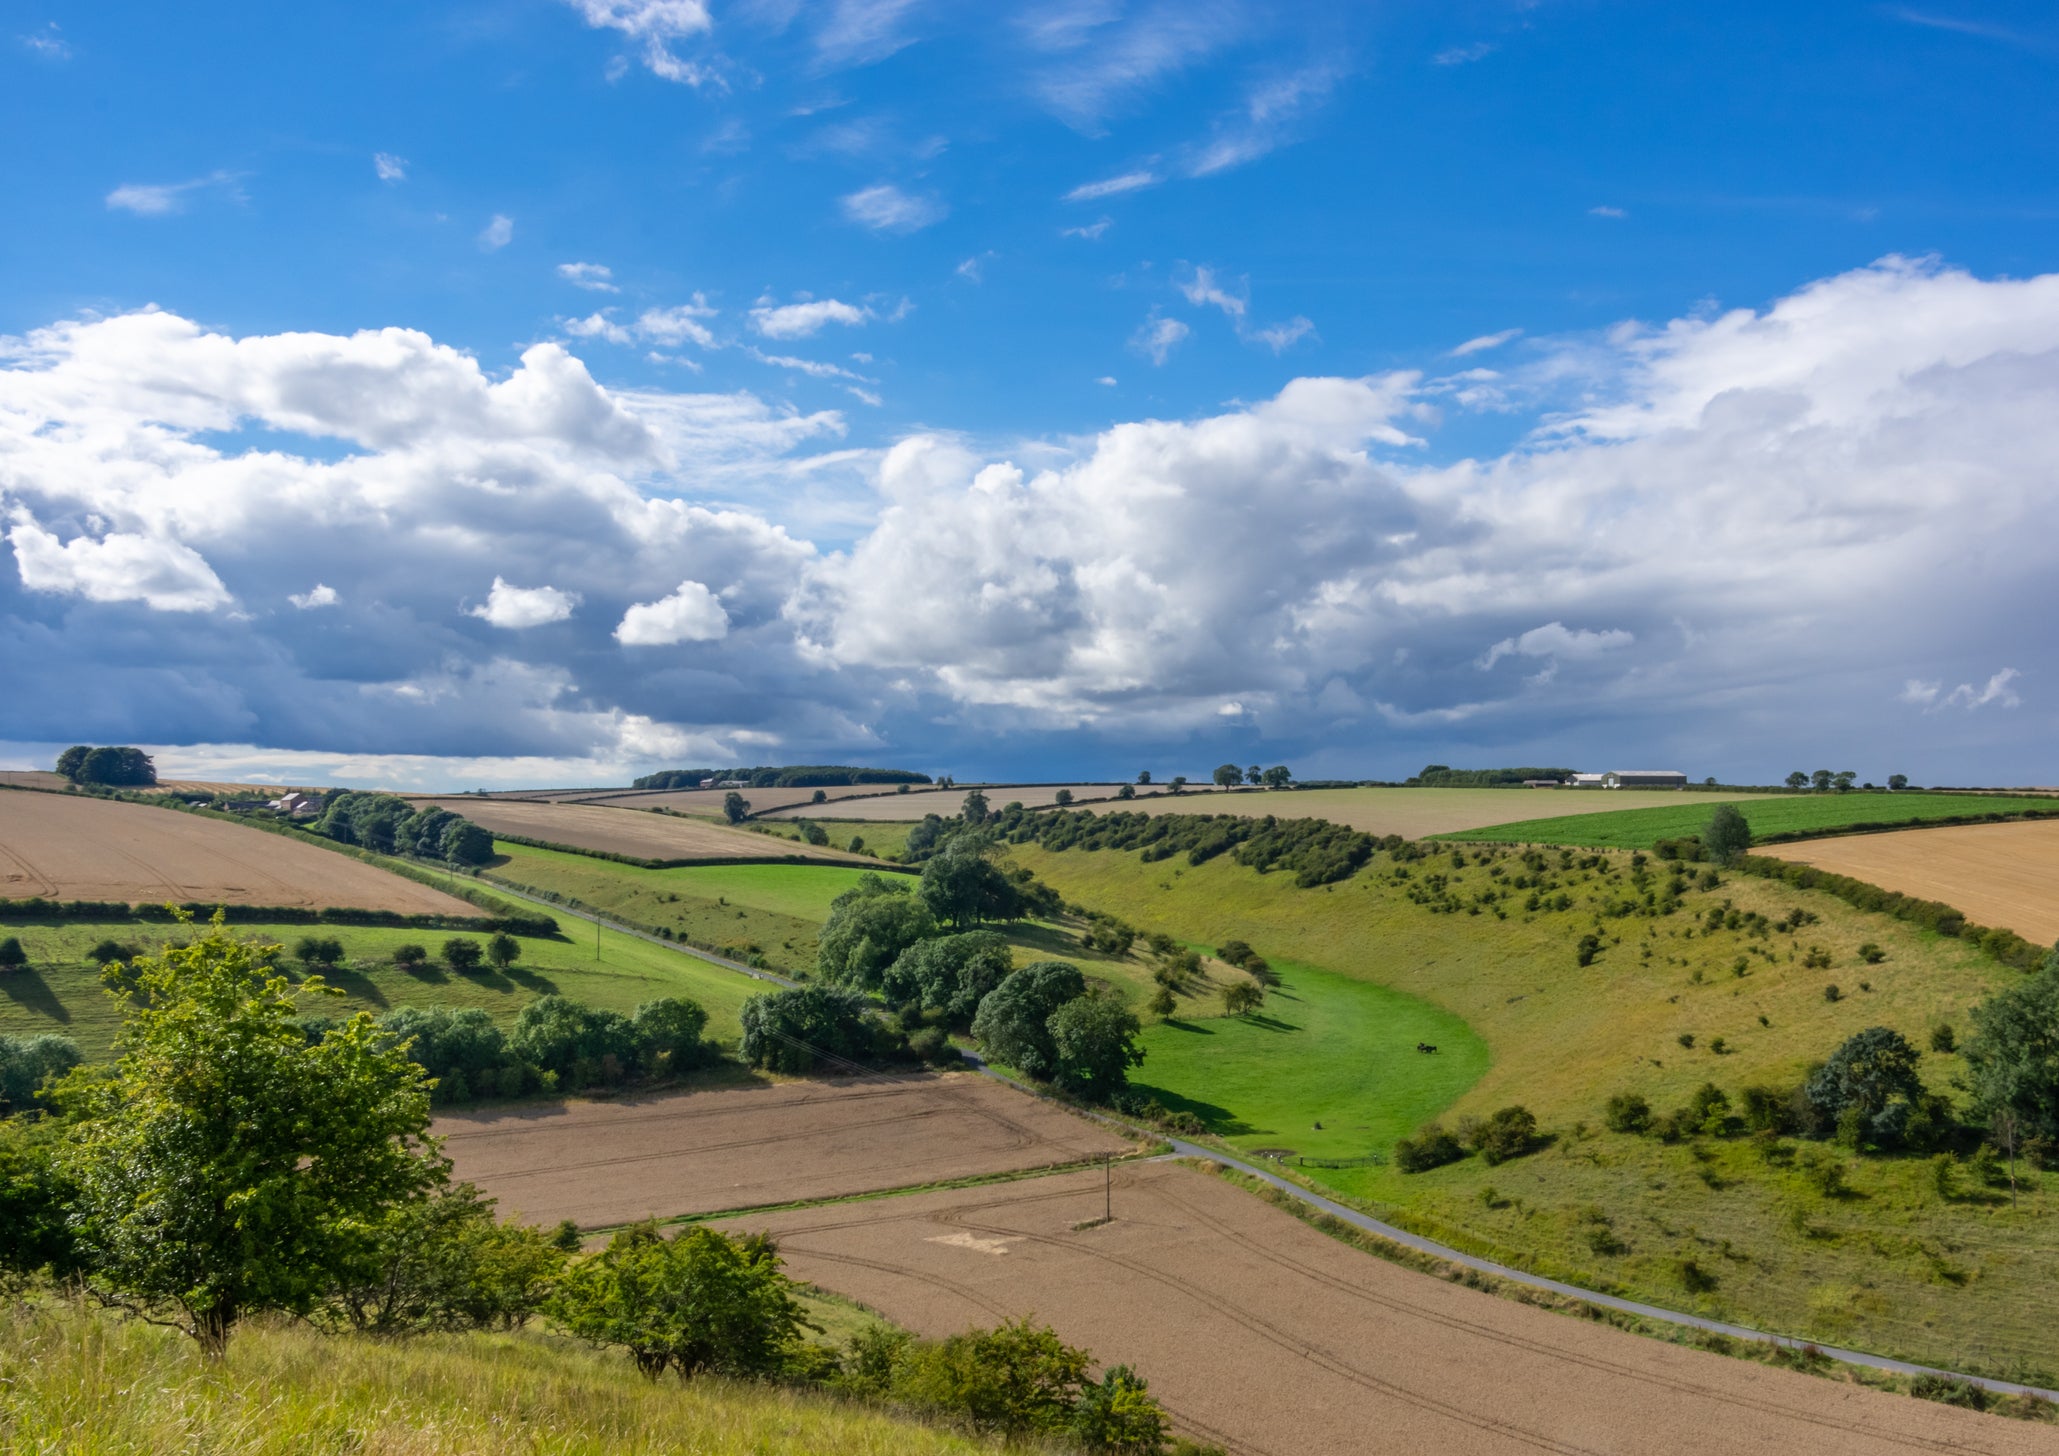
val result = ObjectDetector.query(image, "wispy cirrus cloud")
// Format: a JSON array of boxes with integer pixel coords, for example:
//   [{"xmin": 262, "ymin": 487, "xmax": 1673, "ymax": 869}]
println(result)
[
  {"xmin": 1063, "ymin": 170, "xmax": 1159, "ymax": 203},
  {"xmin": 1130, "ymin": 314, "xmax": 1189, "ymax": 365},
  {"xmin": 1450, "ymin": 328, "xmax": 1521, "ymax": 357},
  {"xmin": 1031, "ymin": 1, "xmax": 1245, "ymax": 132},
  {"xmin": 105, "ymin": 170, "xmax": 243, "ymax": 216},
  {"xmin": 563, "ymin": 0, "xmax": 723, "ymax": 84},
  {"xmin": 1901, "ymin": 668, "xmax": 2022, "ymax": 711},
  {"xmin": 19, "ymin": 22, "xmax": 70, "ymax": 59},
  {"xmin": 1886, "ymin": 7, "xmax": 2059, "ymax": 54},
  {"xmin": 557, "ymin": 261, "xmax": 619, "ymax": 292},
  {"xmin": 750, "ymin": 297, "xmax": 870, "ymax": 339},
  {"xmin": 478, "ymin": 214, "xmax": 515, "ymax": 251},
  {"xmin": 373, "ymin": 152, "xmax": 408, "ymax": 182},
  {"xmin": 840, "ymin": 183, "xmax": 946, "ymax": 232},
  {"xmin": 1187, "ymin": 61, "xmax": 1343, "ymax": 176}
]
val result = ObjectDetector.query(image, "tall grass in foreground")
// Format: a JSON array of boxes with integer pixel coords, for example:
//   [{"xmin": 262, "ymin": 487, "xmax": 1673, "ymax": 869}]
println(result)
[{"xmin": 0, "ymin": 1298, "xmax": 994, "ymax": 1456}]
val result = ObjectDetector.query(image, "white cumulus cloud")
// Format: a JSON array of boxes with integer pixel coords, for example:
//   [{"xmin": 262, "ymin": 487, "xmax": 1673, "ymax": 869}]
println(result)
[
  {"xmin": 470, "ymin": 577, "xmax": 582, "ymax": 629},
  {"xmin": 478, "ymin": 214, "xmax": 515, "ymax": 251},
  {"xmin": 615, "ymin": 579, "xmax": 730, "ymax": 644},
  {"xmin": 374, "ymin": 152, "xmax": 408, "ymax": 182},
  {"xmin": 557, "ymin": 261, "xmax": 619, "ymax": 292},
  {"xmin": 750, "ymin": 298, "xmax": 869, "ymax": 339},
  {"xmin": 290, "ymin": 583, "xmax": 341, "ymax": 609},
  {"xmin": 9, "ymin": 514, "xmax": 231, "ymax": 612}
]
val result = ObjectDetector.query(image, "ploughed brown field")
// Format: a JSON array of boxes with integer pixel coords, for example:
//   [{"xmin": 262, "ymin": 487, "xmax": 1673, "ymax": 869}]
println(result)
[
  {"xmin": 1763, "ymin": 819, "xmax": 2059, "ymax": 946},
  {"xmin": 769, "ymin": 784, "xmax": 1131, "ymax": 820},
  {"xmin": 439, "ymin": 1074, "xmax": 1134, "ymax": 1227},
  {"xmin": 725, "ymin": 1162, "xmax": 2049, "ymax": 1456},
  {"xmin": 0, "ymin": 789, "xmax": 481, "ymax": 915},
  {"xmin": 408, "ymin": 797, "xmax": 873, "ymax": 863},
  {"xmin": 578, "ymin": 783, "xmax": 908, "ymax": 816}
]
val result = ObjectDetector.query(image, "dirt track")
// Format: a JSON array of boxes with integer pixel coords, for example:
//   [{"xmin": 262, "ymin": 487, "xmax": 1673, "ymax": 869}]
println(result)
[
  {"xmin": 724, "ymin": 1161, "xmax": 2048, "ymax": 1456},
  {"xmin": 0, "ymin": 790, "xmax": 481, "ymax": 914},
  {"xmin": 1764, "ymin": 820, "xmax": 2059, "ymax": 946},
  {"xmin": 439, "ymin": 1074, "xmax": 1133, "ymax": 1227},
  {"xmin": 409, "ymin": 798, "xmax": 872, "ymax": 863}
]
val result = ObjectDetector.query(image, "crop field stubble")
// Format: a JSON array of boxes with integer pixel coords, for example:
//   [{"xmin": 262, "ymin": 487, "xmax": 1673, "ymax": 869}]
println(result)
[
  {"xmin": 1762, "ymin": 819, "xmax": 2059, "ymax": 946},
  {"xmin": 0, "ymin": 790, "xmax": 480, "ymax": 916},
  {"xmin": 406, "ymin": 798, "xmax": 874, "ymax": 863},
  {"xmin": 439, "ymin": 1073, "xmax": 1136, "ymax": 1228},
  {"xmin": 767, "ymin": 785, "xmax": 1134, "ymax": 820},
  {"xmin": 723, "ymin": 1160, "xmax": 2050, "ymax": 1456},
  {"xmin": 576, "ymin": 783, "xmax": 914, "ymax": 817}
]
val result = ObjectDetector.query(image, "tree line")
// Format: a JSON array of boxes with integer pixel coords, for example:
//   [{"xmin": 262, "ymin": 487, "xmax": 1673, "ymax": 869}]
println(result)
[{"xmin": 312, "ymin": 792, "xmax": 494, "ymax": 866}]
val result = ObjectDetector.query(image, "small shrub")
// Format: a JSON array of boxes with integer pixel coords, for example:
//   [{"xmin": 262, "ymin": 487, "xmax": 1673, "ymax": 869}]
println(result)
[
  {"xmin": 1468, "ymin": 1105, "xmax": 1540, "ymax": 1165},
  {"xmin": 1798, "ymin": 1146, "xmax": 1848, "ymax": 1196},
  {"xmin": 1677, "ymin": 1032, "xmax": 1696, "ymax": 1049},
  {"xmin": 1929, "ymin": 1023, "xmax": 1955, "ymax": 1053},
  {"xmin": 1857, "ymin": 942, "xmax": 1886, "ymax": 965},
  {"xmin": 1804, "ymin": 946, "xmax": 1833, "ymax": 970},
  {"xmin": 1604, "ymin": 1092, "xmax": 1653, "ymax": 1134},
  {"xmin": 1709, "ymin": 1037, "xmax": 1727, "ymax": 1055},
  {"xmin": 0, "ymin": 936, "xmax": 26, "ymax": 971},
  {"xmin": 1928, "ymin": 1153, "xmax": 1958, "ymax": 1201},
  {"xmin": 1676, "ymin": 1258, "xmax": 1717, "ymax": 1294},
  {"xmin": 1683, "ymin": 1082, "xmax": 1731, "ymax": 1136},
  {"xmin": 1393, "ymin": 1123, "xmax": 1466, "ymax": 1173},
  {"xmin": 442, "ymin": 937, "xmax": 484, "ymax": 972},
  {"xmin": 1822, "ymin": 983, "xmax": 1841, "ymax": 1003},
  {"xmin": 1910, "ymin": 1373, "xmax": 1989, "ymax": 1411},
  {"xmin": 1739, "ymin": 1085, "xmax": 1791, "ymax": 1133},
  {"xmin": 1575, "ymin": 934, "xmax": 1601, "ymax": 967}
]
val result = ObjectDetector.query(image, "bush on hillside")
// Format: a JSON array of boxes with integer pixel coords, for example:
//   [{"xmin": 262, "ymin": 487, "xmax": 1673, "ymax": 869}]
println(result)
[
  {"xmin": 882, "ymin": 930, "xmax": 1015, "ymax": 1024},
  {"xmin": 816, "ymin": 874, "xmax": 937, "ymax": 991},
  {"xmin": 1465, "ymin": 1105, "xmax": 1540, "ymax": 1165},
  {"xmin": 740, "ymin": 985, "xmax": 885, "ymax": 1074},
  {"xmin": 1393, "ymin": 1123, "xmax": 1466, "ymax": 1173}
]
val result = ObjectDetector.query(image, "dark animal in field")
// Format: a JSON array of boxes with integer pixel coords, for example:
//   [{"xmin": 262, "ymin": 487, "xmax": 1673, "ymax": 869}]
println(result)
[{"xmin": 1415, "ymin": 1042, "xmax": 1438, "ymax": 1054}]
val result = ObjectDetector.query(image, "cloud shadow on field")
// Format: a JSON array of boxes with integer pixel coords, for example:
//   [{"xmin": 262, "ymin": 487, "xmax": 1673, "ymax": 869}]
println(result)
[{"xmin": 0, "ymin": 968, "xmax": 71, "ymax": 1022}]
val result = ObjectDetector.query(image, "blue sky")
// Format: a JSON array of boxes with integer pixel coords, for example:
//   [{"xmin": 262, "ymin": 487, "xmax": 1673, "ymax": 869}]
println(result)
[{"xmin": 4, "ymin": 1, "xmax": 2058, "ymax": 788}]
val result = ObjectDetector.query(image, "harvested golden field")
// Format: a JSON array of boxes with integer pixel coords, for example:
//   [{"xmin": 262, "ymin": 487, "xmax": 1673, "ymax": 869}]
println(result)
[
  {"xmin": 0, "ymin": 771, "xmax": 67, "ymax": 790},
  {"xmin": 408, "ymin": 798, "xmax": 872, "ymax": 863},
  {"xmin": 440, "ymin": 1074, "xmax": 1133, "ymax": 1228},
  {"xmin": 1763, "ymin": 819, "xmax": 2059, "ymax": 946},
  {"xmin": 770, "ymin": 784, "xmax": 1130, "ymax": 820},
  {"xmin": 0, "ymin": 790, "xmax": 480, "ymax": 914},
  {"xmin": 727, "ymin": 1161, "xmax": 2046, "ymax": 1456},
  {"xmin": 580, "ymin": 783, "xmax": 907, "ymax": 816}
]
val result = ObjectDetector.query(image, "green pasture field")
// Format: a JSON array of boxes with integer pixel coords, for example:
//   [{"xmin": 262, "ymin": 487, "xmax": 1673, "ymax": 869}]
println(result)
[
  {"xmin": 1006, "ymin": 840, "xmax": 2058, "ymax": 1379},
  {"xmin": 747, "ymin": 817, "xmax": 919, "ymax": 861},
  {"xmin": 484, "ymin": 844, "xmax": 897, "ymax": 973},
  {"xmin": 1439, "ymin": 791, "xmax": 2057, "ymax": 849},
  {"xmin": 1132, "ymin": 955, "xmax": 1486, "ymax": 1165},
  {"xmin": 0, "ymin": 912, "xmax": 764, "ymax": 1062}
]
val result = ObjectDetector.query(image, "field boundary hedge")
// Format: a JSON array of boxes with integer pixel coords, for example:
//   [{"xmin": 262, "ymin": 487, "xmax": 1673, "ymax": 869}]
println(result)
[
  {"xmin": 487, "ymin": 831, "xmax": 919, "ymax": 875},
  {"xmin": 0, "ymin": 896, "xmax": 551, "ymax": 934},
  {"xmin": 1730, "ymin": 853, "xmax": 2049, "ymax": 972}
]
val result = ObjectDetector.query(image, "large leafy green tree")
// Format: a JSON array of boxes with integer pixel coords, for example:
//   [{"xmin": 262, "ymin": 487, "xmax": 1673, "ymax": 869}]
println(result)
[
  {"xmin": 1804, "ymin": 1026, "xmax": 1928, "ymax": 1145},
  {"xmin": 892, "ymin": 1315, "xmax": 1090, "ymax": 1436},
  {"xmin": 549, "ymin": 1222, "xmax": 809, "ymax": 1380},
  {"xmin": 739, "ymin": 985, "xmax": 878, "ymax": 1073},
  {"xmin": 1211, "ymin": 763, "xmax": 1242, "ymax": 788},
  {"xmin": 816, "ymin": 873, "xmax": 937, "ymax": 989},
  {"xmin": 1047, "ymin": 993, "xmax": 1145, "ymax": 1098},
  {"xmin": 53, "ymin": 920, "xmax": 444, "ymax": 1357},
  {"xmin": 1702, "ymin": 803, "xmax": 1752, "ymax": 866},
  {"xmin": 1963, "ymin": 950, "xmax": 2059, "ymax": 1142},
  {"xmin": 918, "ymin": 835, "xmax": 1027, "ymax": 931},
  {"xmin": 882, "ymin": 930, "xmax": 1015, "ymax": 1023},
  {"xmin": 971, "ymin": 961, "xmax": 1086, "ymax": 1080}
]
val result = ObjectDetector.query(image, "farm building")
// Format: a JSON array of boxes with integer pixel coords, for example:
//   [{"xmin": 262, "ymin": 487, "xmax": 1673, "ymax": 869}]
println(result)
[{"xmin": 1568, "ymin": 770, "xmax": 1689, "ymax": 790}]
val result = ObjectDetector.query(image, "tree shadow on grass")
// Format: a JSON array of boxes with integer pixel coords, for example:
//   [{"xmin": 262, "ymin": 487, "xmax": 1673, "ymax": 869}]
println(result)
[
  {"xmin": 1128, "ymin": 1081, "xmax": 1257, "ymax": 1137},
  {"xmin": 320, "ymin": 965, "xmax": 389, "ymax": 1008},
  {"xmin": 1236, "ymin": 1013, "xmax": 1301, "ymax": 1034},
  {"xmin": 501, "ymin": 965, "xmax": 560, "ymax": 995},
  {"xmin": 399, "ymin": 961, "xmax": 450, "ymax": 984},
  {"xmin": 0, "ymin": 968, "xmax": 71, "ymax": 1023}
]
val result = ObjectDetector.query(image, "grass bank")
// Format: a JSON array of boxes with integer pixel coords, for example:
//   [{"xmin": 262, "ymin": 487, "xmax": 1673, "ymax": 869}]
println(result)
[
  {"xmin": 1008, "ymin": 840, "xmax": 2057, "ymax": 1381},
  {"xmin": 1439, "ymin": 792, "xmax": 2059, "ymax": 849},
  {"xmin": 0, "ymin": 1299, "xmax": 990, "ymax": 1456}
]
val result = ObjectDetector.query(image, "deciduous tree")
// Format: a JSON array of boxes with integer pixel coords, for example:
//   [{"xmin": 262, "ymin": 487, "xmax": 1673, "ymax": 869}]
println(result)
[{"xmin": 53, "ymin": 921, "xmax": 442, "ymax": 1357}]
